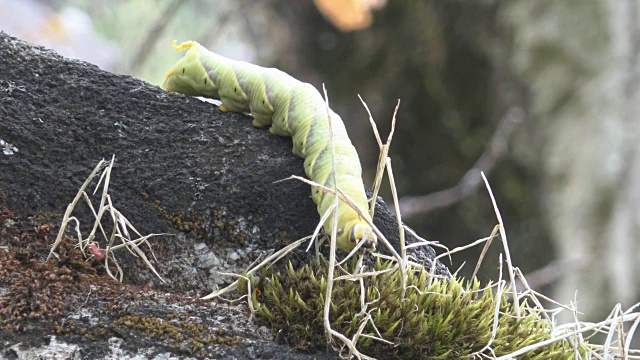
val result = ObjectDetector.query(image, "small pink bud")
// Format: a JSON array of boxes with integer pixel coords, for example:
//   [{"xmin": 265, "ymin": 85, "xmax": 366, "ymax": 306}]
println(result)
[{"xmin": 87, "ymin": 243, "xmax": 106, "ymax": 261}]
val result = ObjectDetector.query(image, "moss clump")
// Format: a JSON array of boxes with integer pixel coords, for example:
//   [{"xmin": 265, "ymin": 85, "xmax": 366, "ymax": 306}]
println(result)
[
  {"xmin": 31, "ymin": 210, "xmax": 63, "ymax": 226},
  {"xmin": 249, "ymin": 259, "xmax": 588, "ymax": 359},
  {"xmin": 0, "ymin": 205, "xmax": 100, "ymax": 333},
  {"xmin": 150, "ymin": 198, "xmax": 246, "ymax": 245},
  {"xmin": 153, "ymin": 199, "xmax": 207, "ymax": 237}
]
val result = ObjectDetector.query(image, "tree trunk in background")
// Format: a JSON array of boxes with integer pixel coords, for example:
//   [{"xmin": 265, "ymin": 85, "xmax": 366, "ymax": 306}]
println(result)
[{"xmin": 505, "ymin": 0, "xmax": 640, "ymax": 319}]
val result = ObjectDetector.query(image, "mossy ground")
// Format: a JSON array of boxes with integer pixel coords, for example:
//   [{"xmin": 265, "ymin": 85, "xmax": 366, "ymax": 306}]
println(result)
[
  {"xmin": 0, "ymin": 202, "xmax": 246, "ymax": 359},
  {"xmin": 0, "ymin": 197, "xmax": 591, "ymax": 359},
  {"xmin": 150, "ymin": 195, "xmax": 246, "ymax": 245},
  {"xmin": 248, "ymin": 259, "xmax": 589, "ymax": 359}
]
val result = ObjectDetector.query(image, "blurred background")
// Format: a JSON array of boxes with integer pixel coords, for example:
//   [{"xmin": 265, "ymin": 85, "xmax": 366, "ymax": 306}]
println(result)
[{"xmin": 2, "ymin": 0, "xmax": 639, "ymax": 327}]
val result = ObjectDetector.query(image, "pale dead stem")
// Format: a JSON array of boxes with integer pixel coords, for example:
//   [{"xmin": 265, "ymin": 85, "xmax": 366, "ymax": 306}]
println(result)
[
  {"xmin": 201, "ymin": 235, "xmax": 310, "ymax": 301},
  {"xmin": 48, "ymin": 155, "xmax": 167, "ymax": 283},
  {"xmin": 320, "ymin": 83, "xmax": 346, "ymax": 354},
  {"xmin": 48, "ymin": 158, "xmax": 107, "ymax": 262},
  {"xmin": 359, "ymin": 97, "xmax": 408, "ymax": 297},
  {"xmin": 468, "ymin": 254, "xmax": 506, "ymax": 359},
  {"xmin": 472, "ymin": 173, "xmax": 640, "ymax": 359},
  {"xmin": 625, "ymin": 315, "xmax": 640, "ymax": 358},
  {"xmin": 480, "ymin": 172, "xmax": 520, "ymax": 318},
  {"xmin": 318, "ymin": 92, "xmax": 407, "ymax": 359},
  {"xmin": 323, "ymin": 86, "xmax": 399, "ymax": 360},
  {"xmin": 495, "ymin": 311, "xmax": 640, "ymax": 360}
]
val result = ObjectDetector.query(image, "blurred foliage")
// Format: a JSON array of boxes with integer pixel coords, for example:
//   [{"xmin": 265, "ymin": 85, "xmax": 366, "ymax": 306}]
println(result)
[{"xmin": 65, "ymin": 0, "xmax": 266, "ymax": 84}]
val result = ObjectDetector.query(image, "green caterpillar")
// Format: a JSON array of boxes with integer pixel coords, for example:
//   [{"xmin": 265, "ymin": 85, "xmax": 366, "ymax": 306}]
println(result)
[{"xmin": 162, "ymin": 40, "xmax": 376, "ymax": 253}]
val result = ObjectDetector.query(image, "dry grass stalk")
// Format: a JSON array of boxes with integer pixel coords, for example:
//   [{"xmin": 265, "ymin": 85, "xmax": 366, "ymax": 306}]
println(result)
[
  {"xmin": 481, "ymin": 172, "xmax": 519, "ymax": 317},
  {"xmin": 201, "ymin": 235, "xmax": 310, "ymax": 301},
  {"xmin": 48, "ymin": 156, "xmax": 167, "ymax": 283}
]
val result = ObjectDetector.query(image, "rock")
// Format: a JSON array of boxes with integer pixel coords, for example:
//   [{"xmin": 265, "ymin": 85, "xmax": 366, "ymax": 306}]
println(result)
[{"xmin": 0, "ymin": 31, "xmax": 449, "ymax": 359}]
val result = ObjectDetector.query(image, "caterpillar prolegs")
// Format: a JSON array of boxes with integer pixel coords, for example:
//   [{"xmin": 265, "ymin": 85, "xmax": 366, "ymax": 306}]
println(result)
[{"xmin": 162, "ymin": 40, "xmax": 376, "ymax": 253}]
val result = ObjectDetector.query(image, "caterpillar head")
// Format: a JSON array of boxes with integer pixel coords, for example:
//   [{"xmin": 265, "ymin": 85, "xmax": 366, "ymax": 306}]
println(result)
[
  {"xmin": 162, "ymin": 40, "xmax": 220, "ymax": 98},
  {"xmin": 347, "ymin": 222, "xmax": 377, "ymax": 252}
]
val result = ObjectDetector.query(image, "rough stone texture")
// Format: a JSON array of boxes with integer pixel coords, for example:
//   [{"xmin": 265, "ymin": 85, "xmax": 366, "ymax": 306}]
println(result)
[{"xmin": 0, "ymin": 32, "xmax": 449, "ymax": 358}]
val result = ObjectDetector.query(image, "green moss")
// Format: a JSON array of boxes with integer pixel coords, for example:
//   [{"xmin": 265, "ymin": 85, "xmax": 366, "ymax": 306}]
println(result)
[
  {"xmin": 111, "ymin": 313, "xmax": 242, "ymax": 357},
  {"xmin": 150, "ymin": 197, "xmax": 246, "ymax": 245},
  {"xmin": 32, "ymin": 211, "xmax": 63, "ymax": 226},
  {"xmin": 247, "ymin": 259, "xmax": 589, "ymax": 359},
  {"xmin": 153, "ymin": 199, "xmax": 207, "ymax": 237}
]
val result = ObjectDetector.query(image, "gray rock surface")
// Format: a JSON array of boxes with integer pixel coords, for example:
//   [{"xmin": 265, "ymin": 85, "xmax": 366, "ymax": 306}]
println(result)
[{"xmin": 0, "ymin": 31, "xmax": 449, "ymax": 358}]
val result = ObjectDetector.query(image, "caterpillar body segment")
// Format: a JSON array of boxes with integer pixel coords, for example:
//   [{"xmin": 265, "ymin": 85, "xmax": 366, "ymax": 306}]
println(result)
[
  {"xmin": 162, "ymin": 44, "xmax": 219, "ymax": 98},
  {"xmin": 162, "ymin": 40, "xmax": 376, "ymax": 253}
]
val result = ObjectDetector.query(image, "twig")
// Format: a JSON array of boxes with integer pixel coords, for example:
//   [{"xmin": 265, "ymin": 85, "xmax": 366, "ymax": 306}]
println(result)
[
  {"xmin": 128, "ymin": 0, "xmax": 187, "ymax": 75},
  {"xmin": 434, "ymin": 233, "xmax": 495, "ymax": 263},
  {"xmin": 321, "ymin": 84, "xmax": 338, "ymax": 335},
  {"xmin": 514, "ymin": 255, "xmax": 591, "ymax": 290},
  {"xmin": 197, "ymin": 3, "xmax": 240, "ymax": 48},
  {"xmin": 625, "ymin": 313, "xmax": 640, "ymax": 359},
  {"xmin": 603, "ymin": 304, "xmax": 623, "ymax": 357},
  {"xmin": 398, "ymin": 107, "xmax": 525, "ymax": 217},
  {"xmin": 320, "ymin": 83, "xmax": 341, "ymax": 347},
  {"xmin": 472, "ymin": 225, "xmax": 499, "ymax": 281}
]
